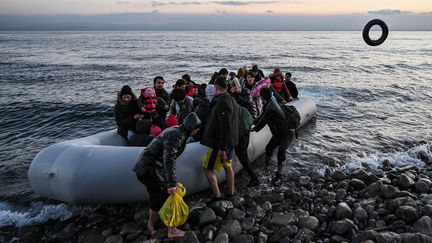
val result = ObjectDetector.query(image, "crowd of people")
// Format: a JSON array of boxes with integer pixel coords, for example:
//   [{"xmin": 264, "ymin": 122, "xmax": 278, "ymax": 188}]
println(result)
[{"xmin": 114, "ymin": 64, "xmax": 299, "ymax": 238}]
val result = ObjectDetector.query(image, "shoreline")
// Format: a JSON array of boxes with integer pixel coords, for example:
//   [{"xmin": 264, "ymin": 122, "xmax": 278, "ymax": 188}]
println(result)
[{"xmin": 1, "ymin": 148, "xmax": 432, "ymax": 243}]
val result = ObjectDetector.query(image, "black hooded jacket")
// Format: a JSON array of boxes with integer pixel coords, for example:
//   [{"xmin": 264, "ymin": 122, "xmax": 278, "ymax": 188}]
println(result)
[
  {"xmin": 133, "ymin": 125, "xmax": 190, "ymax": 188},
  {"xmin": 155, "ymin": 87, "xmax": 170, "ymax": 104},
  {"xmin": 286, "ymin": 80, "xmax": 298, "ymax": 99},
  {"xmin": 201, "ymin": 92, "xmax": 239, "ymax": 150},
  {"xmin": 114, "ymin": 95, "xmax": 140, "ymax": 138},
  {"xmin": 253, "ymin": 99, "xmax": 289, "ymax": 135}
]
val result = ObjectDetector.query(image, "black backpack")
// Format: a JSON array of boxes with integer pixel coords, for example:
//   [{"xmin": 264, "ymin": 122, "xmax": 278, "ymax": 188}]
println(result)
[{"xmin": 279, "ymin": 103, "xmax": 301, "ymax": 130}]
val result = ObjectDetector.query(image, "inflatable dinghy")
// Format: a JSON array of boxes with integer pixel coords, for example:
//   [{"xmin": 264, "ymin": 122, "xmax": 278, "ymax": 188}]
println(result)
[{"xmin": 28, "ymin": 97, "xmax": 316, "ymax": 204}]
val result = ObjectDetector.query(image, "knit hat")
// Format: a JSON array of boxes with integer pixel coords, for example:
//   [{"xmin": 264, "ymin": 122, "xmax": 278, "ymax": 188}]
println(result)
[
  {"xmin": 183, "ymin": 112, "xmax": 201, "ymax": 130},
  {"xmin": 120, "ymin": 85, "xmax": 133, "ymax": 96}
]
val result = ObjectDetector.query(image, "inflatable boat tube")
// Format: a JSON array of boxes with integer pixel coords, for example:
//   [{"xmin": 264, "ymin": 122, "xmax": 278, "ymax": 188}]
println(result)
[{"xmin": 28, "ymin": 97, "xmax": 316, "ymax": 204}]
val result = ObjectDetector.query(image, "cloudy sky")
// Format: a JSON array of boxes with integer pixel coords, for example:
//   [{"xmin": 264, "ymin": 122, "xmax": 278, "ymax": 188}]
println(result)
[
  {"xmin": 1, "ymin": 0, "xmax": 431, "ymax": 15},
  {"xmin": 0, "ymin": 0, "xmax": 431, "ymax": 30}
]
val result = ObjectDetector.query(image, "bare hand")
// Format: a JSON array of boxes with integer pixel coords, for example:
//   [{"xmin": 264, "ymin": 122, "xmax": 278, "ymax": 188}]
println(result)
[
  {"xmin": 133, "ymin": 114, "xmax": 143, "ymax": 120},
  {"xmin": 219, "ymin": 150, "xmax": 228, "ymax": 161},
  {"xmin": 167, "ymin": 187, "xmax": 178, "ymax": 195},
  {"xmin": 289, "ymin": 97, "xmax": 293, "ymax": 101}
]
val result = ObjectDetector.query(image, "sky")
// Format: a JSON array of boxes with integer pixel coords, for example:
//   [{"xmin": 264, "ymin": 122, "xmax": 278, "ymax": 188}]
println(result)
[
  {"xmin": 0, "ymin": 0, "xmax": 431, "ymax": 30},
  {"xmin": 0, "ymin": 0, "xmax": 431, "ymax": 15}
]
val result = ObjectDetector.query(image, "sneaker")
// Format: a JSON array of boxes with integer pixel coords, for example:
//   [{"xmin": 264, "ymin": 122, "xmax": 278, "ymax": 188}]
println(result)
[{"xmin": 247, "ymin": 178, "xmax": 260, "ymax": 187}]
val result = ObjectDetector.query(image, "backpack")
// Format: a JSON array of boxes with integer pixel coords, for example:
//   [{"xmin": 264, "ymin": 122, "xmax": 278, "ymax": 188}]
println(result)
[
  {"xmin": 279, "ymin": 103, "xmax": 301, "ymax": 130},
  {"xmin": 238, "ymin": 105, "xmax": 254, "ymax": 137}
]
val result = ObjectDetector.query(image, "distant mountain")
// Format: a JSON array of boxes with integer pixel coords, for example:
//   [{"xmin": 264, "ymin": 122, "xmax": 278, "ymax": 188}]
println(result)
[{"xmin": 0, "ymin": 12, "xmax": 431, "ymax": 31}]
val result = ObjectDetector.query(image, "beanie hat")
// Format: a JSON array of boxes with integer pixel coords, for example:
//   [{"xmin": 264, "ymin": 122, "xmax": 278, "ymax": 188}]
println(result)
[
  {"xmin": 120, "ymin": 85, "xmax": 133, "ymax": 96},
  {"xmin": 183, "ymin": 112, "xmax": 201, "ymax": 130}
]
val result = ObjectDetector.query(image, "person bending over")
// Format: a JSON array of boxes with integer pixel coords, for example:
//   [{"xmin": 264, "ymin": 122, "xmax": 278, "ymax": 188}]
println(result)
[{"xmin": 133, "ymin": 113, "xmax": 201, "ymax": 238}]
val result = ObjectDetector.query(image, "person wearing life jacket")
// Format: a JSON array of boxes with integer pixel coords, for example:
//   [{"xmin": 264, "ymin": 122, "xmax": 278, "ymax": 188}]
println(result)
[
  {"xmin": 133, "ymin": 113, "xmax": 201, "ymax": 238},
  {"xmin": 138, "ymin": 87, "xmax": 157, "ymax": 117},
  {"xmin": 285, "ymin": 72, "xmax": 298, "ymax": 100},
  {"xmin": 270, "ymin": 71, "xmax": 293, "ymax": 102},
  {"xmin": 168, "ymin": 84, "xmax": 195, "ymax": 124},
  {"xmin": 138, "ymin": 87, "xmax": 165, "ymax": 132},
  {"xmin": 114, "ymin": 85, "xmax": 143, "ymax": 141},
  {"xmin": 251, "ymin": 87, "xmax": 294, "ymax": 183}
]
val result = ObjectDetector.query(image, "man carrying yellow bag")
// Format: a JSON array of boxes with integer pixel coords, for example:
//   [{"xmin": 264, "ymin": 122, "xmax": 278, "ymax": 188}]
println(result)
[{"xmin": 133, "ymin": 113, "xmax": 201, "ymax": 238}]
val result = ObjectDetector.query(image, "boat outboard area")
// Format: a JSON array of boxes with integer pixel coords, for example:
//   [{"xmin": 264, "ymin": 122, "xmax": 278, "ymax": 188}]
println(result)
[{"xmin": 28, "ymin": 97, "xmax": 316, "ymax": 204}]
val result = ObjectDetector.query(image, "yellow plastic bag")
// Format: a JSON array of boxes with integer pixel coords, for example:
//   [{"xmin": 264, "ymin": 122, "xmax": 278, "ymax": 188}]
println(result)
[
  {"xmin": 159, "ymin": 182, "xmax": 189, "ymax": 228},
  {"xmin": 202, "ymin": 148, "xmax": 233, "ymax": 172}
]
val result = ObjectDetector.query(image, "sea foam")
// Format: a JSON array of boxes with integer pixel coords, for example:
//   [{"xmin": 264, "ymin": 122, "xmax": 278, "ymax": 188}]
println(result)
[{"xmin": 0, "ymin": 201, "xmax": 91, "ymax": 227}]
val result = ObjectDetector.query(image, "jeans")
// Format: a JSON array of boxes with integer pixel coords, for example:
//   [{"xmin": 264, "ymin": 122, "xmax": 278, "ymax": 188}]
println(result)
[{"xmin": 265, "ymin": 129, "xmax": 294, "ymax": 167}]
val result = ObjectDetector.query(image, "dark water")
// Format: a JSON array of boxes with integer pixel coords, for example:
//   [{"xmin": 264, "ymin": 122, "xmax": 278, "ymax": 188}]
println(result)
[{"xmin": 0, "ymin": 31, "xmax": 431, "ymax": 226}]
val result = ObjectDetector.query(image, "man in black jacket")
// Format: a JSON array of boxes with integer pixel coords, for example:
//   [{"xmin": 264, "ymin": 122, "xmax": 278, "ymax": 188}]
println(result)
[
  {"xmin": 201, "ymin": 77, "xmax": 239, "ymax": 201},
  {"xmin": 154, "ymin": 76, "xmax": 170, "ymax": 103},
  {"xmin": 133, "ymin": 113, "xmax": 201, "ymax": 238},
  {"xmin": 284, "ymin": 72, "xmax": 298, "ymax": 99},
  {"xmin": 252, "ymin": 87, "xmax": 294, "ymax": 182}
]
